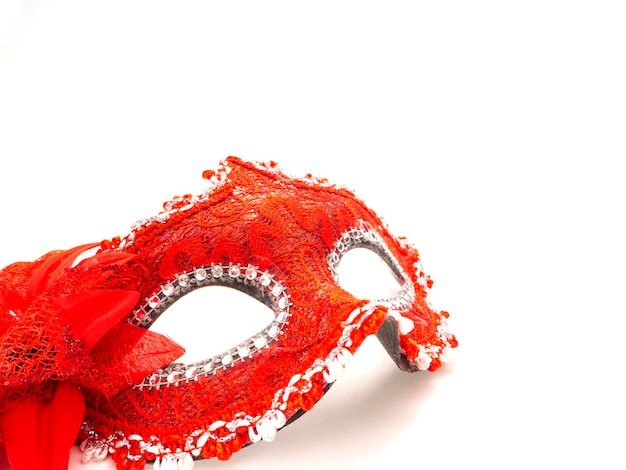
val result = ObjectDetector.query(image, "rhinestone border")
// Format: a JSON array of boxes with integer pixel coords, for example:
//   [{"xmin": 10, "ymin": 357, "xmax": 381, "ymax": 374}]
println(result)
[
  {"xmin": 131, "ymin": 263, "xmax": 290, "ymax": 389},
  {"xmin": 326, "ymin": 221, "xmax": 416, "ymax": 311}
]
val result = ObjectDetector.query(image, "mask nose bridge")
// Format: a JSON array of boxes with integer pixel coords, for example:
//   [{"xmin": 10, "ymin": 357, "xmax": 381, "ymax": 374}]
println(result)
[{"xmin": 327, "ymin": 223, "xmax": 420, "ymax": 372}]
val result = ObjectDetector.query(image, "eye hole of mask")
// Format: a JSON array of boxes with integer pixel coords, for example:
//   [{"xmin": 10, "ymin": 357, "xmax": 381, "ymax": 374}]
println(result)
[
  {"xmin": 148, "ymin": 285, "xmax": 275, "ymax": 364},
  {"xmin": 336, "ymin": 247, "xmax": 403, "ymax": 301}
]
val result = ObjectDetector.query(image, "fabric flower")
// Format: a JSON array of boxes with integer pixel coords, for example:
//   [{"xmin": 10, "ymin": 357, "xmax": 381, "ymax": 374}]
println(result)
[{"xmin": 0, "ymin": 244, "xmax": 184, "ymax": 470}]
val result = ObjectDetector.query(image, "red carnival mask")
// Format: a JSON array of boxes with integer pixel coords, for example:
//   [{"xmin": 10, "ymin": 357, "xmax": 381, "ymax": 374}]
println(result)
[{"xmin": 0, "ymin": 157, "xmax": 457, "ymax": 470}]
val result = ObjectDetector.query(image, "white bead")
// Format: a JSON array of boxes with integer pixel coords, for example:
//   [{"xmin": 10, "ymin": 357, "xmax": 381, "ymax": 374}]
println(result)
[
  {"xmin": 271, "ymin": 283, "xmax": 283, "ymax": 297},
  {"xmin": 211, "ymin": 265, "xmax": 224, "ymax": 278},
  {"xmin": 288, "ymin": 373, "xmax": 302, "ymax": 387},
  {"xmin": 162, "ymin": 283, "xmax": 175, "ymax": 297},
  {"xmin": 248, "ymin": 425, "xmax": 262, "ymax": 443},
  {"xmin": 276, "ymin": 310, "xmax": 288, "ymax": 323},
  {"xmin": 155, "ymin": 455, "xmax": 178, "ymax": 470},
  {"xmin": 209, "ymin": 420, "xmax": 226, "ymax": 432},
  {"xmin": 196, "ymin": 432, "xmax": 210, "ymax": 448},
  {"xmin": 345, "ymin": 307, "xmax": 362, "ymax": 324},
  {"xmin": 238, "ymin": 346, "xmax": 251, "ymax": 358},
  {"xmin": 178, "ymin": 453, "xmax": 194, "ymax": 470},
  {"xmin": 80, "ymin": 442, "xmax": 108, "ymax": 463},
  {"xmin": 268, "ymin": 325, "xmax": 279, "ymax": 338},
  {"xmin": 156, "ymin": 213, "xmax": 170, "ymax": 223},
  {"xmin": 148, "ymin": 296, "xmax": 160, "ymax": 309},
  {"xmin": 94, "ymin": 446, "xmax": 108, "ymax": 462},
  {"xmin": 254, "ymin": 419, "xmax": 277, "ymax": 443},
  {"xmin": 260, "ymin": 273, "xmax": 272, "ymax": 287},
  {"xmin": 245, "ymin": 266, "xmax": 257, "ymax": 280},
  {"xmin": 131, "ymin": 219, "xmax": 146, "ymax": 231},
  {"xmin": 416, "ymin": 351, "xmax": 432, "ymax": 371},
  {"xmin": 178, "ymin": 274, "xmax": 190, "ymax": 287},
  {"xmin": 261, "ymin": 423, "xmax": 277, "ymax": 442},
  {"xmin": 268, "ymin": 409, "xmax": 286, "ymax": 429},
  {"xmin": 254, "ymin": 336, "xmax": 267, "ymax": 349}
]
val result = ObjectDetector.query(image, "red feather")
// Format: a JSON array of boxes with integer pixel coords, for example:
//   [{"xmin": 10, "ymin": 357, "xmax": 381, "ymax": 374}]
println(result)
[
  {"xmin": 75, "ymin": 250, "xmax": 137, "ymax": 270},
  {"xmin": 26, "ymin": 244, "xmax": 99, "ymax": 301},
  {"xmin": 88, "ymin": 322, "xmax": 185, "ymax": 394},
  {"xmin": 55, "ymin": 290, "xmax": 140, "ymax": 352},
  {"xmin": 1, "ymin": 381, "xmax": 85, "ymax": 470},
  {"xmin": 48, "ymin": 381, "xmax": 86, "ymax": 470},
  {"xmin": 123, "ymin": 327, "xmax": 186, "ymax": 385},
  {"xmin": 1, "ymin": 399, "xmax": 41, "ymax": 469}
]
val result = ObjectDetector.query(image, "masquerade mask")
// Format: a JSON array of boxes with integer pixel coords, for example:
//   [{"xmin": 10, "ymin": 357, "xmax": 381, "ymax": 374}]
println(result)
[{"xmin": 0, "ymin": 157, "xmax": 457, "ymax": 470}]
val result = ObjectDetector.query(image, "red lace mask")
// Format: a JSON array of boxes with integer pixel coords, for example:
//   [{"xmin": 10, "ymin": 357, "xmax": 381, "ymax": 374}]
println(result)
[{"xmin": 0, "ymin": 157, "xmax": 457, "ymax": 470}]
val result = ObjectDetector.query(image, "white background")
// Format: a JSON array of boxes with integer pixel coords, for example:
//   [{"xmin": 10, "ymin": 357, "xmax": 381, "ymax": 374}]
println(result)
[{"xmin": 1, "ymin": 1, "xmax": 625, "ymax": 469}]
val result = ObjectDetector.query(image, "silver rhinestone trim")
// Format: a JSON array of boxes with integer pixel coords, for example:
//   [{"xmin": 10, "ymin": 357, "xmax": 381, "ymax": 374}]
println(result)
[
  {"xmin": 131, "ymin": 263, "xmax": 291, "ymax": 389},
  {"xmin": 327, "ymin": 221, "xmax": 416, "ymax": 310}
]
